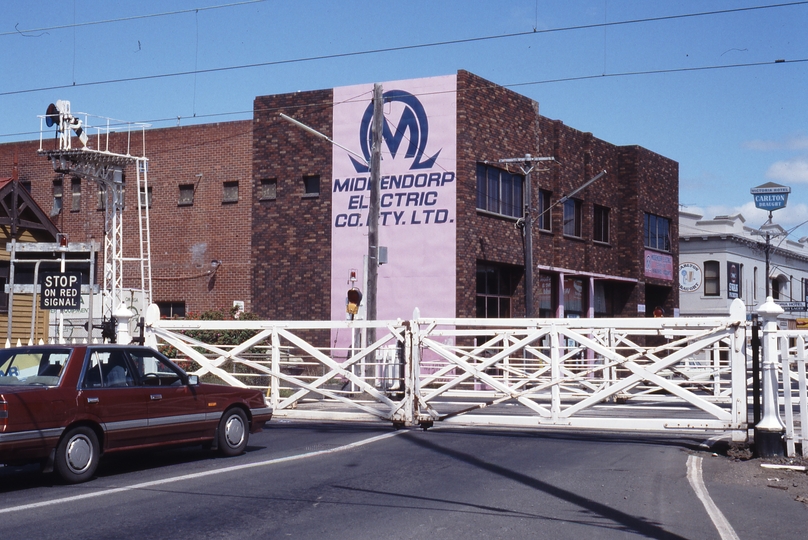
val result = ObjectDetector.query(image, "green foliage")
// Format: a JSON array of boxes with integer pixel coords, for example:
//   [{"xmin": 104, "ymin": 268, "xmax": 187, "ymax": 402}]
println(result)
[
  {"xmin": 159, "ymin": 306, "xmax": 262, "ymax": 360},
  {"xmin": 183, "ymin": 307, "xmax": 260, "ymax": 346}
]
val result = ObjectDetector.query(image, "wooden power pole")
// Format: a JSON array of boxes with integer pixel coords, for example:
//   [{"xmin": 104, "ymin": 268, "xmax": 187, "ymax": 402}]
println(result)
[{"xmin": 367, "ymin": 84, "xmax": 383, "ymax": 343}]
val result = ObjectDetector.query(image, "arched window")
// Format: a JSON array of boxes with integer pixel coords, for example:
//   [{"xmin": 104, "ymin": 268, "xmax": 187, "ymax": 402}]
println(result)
[{"xmin": 704, "ymin": 261, "xmax": 720, "ymax": 296}]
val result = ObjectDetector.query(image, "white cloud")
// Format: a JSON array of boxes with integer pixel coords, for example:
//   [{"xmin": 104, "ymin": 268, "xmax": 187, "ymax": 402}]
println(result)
[
  {"xmin": 742, "ymin": 134, "xmax": 808, "ymax": 151},
  {"xmin": 682, "ymin": 202, "xmax": 808, "ymax": 235},
  {"xmin": 787, "ymin": 135, "xmax": 808, "ymax": 151},
  {"xmin": 766, "ymin": 158, "xmax": 808, "ymax": 183},
  {"xmin": 743, "ymin": 139, "xmax": 780, "ymax": 151}
]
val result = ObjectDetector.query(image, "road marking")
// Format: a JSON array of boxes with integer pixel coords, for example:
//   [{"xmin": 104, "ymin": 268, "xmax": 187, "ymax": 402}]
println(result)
[
  {"xmin": 687, "ymin": 455, "xmax": 740, "ymax": 540},
  {"xmin": 0, "ymin": 430, "xmax": 403, "ymax": 515}
]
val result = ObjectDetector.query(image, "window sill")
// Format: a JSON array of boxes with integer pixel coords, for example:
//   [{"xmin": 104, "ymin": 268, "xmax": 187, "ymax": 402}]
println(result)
[
  {"xmin": 476, "ymin": 208, "xmax": 520, "ymax": 221},
  {"xmin": 301, "ymin": 193, "xmax": 320, "ymax": 199},
  {"xmin": 643, "ymin": 246, "xmax": 671, "ymax": 254},
  {"xmin": 593, "ymin": 240, "xmax": 611, "ymax": 247}
]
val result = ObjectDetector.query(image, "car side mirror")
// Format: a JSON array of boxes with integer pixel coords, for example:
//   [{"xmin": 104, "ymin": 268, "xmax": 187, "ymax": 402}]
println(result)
[{"xmin": 187, "ymin": 374, "xmax": 199, "ymax": 386}]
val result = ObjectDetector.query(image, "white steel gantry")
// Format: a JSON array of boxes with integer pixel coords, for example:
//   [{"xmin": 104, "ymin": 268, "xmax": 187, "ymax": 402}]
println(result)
[{"xmin": 38, "ymin": 102, "xmax": 152, "ymax": 335}]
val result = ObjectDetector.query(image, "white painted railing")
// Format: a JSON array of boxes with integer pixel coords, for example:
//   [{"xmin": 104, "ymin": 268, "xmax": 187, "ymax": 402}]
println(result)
[
  {"xmin": 766, "ymin": 330, "xmax": 808, "ymax": 457},
  {"xmin": 143, "ymin": 299, "xmax": 750, "ymax": 442}
]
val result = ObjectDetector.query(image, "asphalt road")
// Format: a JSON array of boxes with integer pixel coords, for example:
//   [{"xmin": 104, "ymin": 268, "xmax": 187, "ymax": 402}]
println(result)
[{"xmin": 1, "ymin": 421, "xmax": 806, "ymax": 539}]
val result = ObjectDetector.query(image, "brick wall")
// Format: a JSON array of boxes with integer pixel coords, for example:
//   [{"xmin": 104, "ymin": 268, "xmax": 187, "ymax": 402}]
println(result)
[
  {"xmin": 252, "ymin": 90, "xmax": 334, "ymax": 321},
  {"xmin": 456, "ymin": 70, "xmax": 541, "ymax": 317},
  {"xmin": 0, "ymin": 121, "xmax": 254, "ymax": 316},
  {"xmin": 456, "ymin": 71, "xmax": 679, "ymax": 318}
]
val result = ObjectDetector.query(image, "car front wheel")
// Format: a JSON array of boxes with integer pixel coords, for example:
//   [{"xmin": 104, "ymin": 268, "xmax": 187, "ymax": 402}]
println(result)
[
  {"xmin": 55, "ymin": 426, "xmax": 100, "ymax": 483},
  {"xmin": 218, "ymin": 408, "xmax": 249, "ymax": 456}
]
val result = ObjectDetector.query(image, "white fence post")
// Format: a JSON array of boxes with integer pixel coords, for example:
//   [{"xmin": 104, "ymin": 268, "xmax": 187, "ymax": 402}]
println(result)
[
  {"xmin": 729, "ymin": 298, "xmax": 749, "ymax": 442},
  {"xmin": 797, "ymin": 340, "xmax": 808, "ymax": 457},
  {"xmin": 755, "ymin": 297, "xmax": 786, "ymax": 457},
  {"xmin": 114, "ymin": 305, "xmax": 132, "ymax": 345}
]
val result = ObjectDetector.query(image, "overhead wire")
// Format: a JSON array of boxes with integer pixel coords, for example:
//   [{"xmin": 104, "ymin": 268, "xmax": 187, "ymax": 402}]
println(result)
[
  {"xmin": 3, "ymin": 1, "xmax": 806, "ymax": 99},
  {"xmin": 1, "ymin": 1, "xmax": 806, "ymax": 139},
  {"xmin": 1, "ymin": 0, "xmax": 268, "ymax": 37}
]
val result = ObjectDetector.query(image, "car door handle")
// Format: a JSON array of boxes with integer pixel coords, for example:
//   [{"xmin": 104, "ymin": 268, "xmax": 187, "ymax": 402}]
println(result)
[
  {"xmin": 87, "ymin": 397, "xmax": 99, "ymax": 404},
  {"xmin": 150, "ymin": 394, "xmax": 162, "ymax": 401}
]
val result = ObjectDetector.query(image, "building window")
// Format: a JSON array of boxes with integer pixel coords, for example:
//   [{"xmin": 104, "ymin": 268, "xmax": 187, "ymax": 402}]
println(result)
[
  {"xmin": 476, "ymin": 163, "xmax": 523, "ymax": 218},
  {"xmin": 476, "ymin": 263, "xmax": 517, "ymax": 318},
  {"xmin": 704, "ymin": 260, "xmax": 720, "ymax": 296},
  {"xmin": 538, "ymin": 273, "xmax": 557, "ymax": 317},
  {"xmin": 71, "ymin": 178, "xmax": 81, "ymax": 212},
  {"xmin": 753, "ymin": 267, "xmax": 758, "ymax": 301},
  {"xmin": 772, "ymin": 277, "xmax": 782, "ymax": 300},
  {"xmin": 51, "ymin": 179, "xmax": 63, "ymax": 216},
  {"xmin": 644, "ymin": 213, "xmax": 671, "ymax": 252},
  {"xmin": 223, "ymin": 181, "xmax": 239, "ymax": 203},
  {"xmin": 538, "ymin": 189, "xmax": 552, "ymax": 231},
  {"xmin": 97, "ymin": 185, "xmax": 106, "ymax": 210},
  {"xmin": 139, "ymin": 186, "xmax": 153, "ymax": 208},
  {"xmin": 303, "ymin": 175, "xmax": 320, "ymax": 196},
  {"xmin": 260, "ymin": 178, "xmax": 277, "ymax": 201},
  {"xmin": 593, "ymin": 205, "xmax": 609, "ymax": 243},
  {"xmin": 0, "ymin": 263, "xmax": 8, "ymax": 313},
  {"xmin": 157, "ymin": 301, "xmax": 186, "ymax": 319},
  {"xmin": 97, "ymin": 178, "xmax": 126, "ymax": 210},
  {"xmin": 178, "ymin": 184, "xmax": 195, "ymax": 206},
  {"xmin": 594, "ymin": 281, "xmax": 614, "ymax": 317},
  {"xmin": 564, "ymin": 276, "xmax": 587, "ymax": 317},
  {"xmin": 563, "ymin": 198, "xmax": 582, "ymax": 237}
]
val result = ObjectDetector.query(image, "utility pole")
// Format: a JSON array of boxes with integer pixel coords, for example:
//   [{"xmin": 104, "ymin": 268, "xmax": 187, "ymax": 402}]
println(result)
[
  {"xmin": 367, "ymin": 84, "xmax": 383, "ymax": 344},
  {"xmin": 281, "ymin": 85, "xmax": 384, "ymax": 344},
  {"xmin": 497, "ymin": 155, "xmax": 554, "ymax": 318}
]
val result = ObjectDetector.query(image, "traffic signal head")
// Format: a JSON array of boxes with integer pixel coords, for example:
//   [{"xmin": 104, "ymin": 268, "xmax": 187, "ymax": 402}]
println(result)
[
  {"xmin": 101, "ymin": 316, "xmax": 118, "ymax": 343},
  {"xmin": 346, "ymin": 287, "xmax": 363, "ymax": 315}
]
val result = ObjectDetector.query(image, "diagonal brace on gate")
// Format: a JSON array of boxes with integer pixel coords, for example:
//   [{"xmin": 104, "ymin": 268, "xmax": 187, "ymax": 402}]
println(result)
[{"xmin": 558, "ymin": 324, "xmax": 738, "ymax": 419}]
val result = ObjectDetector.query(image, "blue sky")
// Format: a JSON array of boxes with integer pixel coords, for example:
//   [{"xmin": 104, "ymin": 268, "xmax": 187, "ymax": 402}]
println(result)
[{"xmin": 2, "ymin": 1, "xmax": 807, "ymax": 236}]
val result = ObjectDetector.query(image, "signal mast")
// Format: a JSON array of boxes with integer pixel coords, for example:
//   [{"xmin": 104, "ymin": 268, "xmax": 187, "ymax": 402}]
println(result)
[{"xmin": 38, "ymin": 101, "xmax": 152, "ymax": 342}]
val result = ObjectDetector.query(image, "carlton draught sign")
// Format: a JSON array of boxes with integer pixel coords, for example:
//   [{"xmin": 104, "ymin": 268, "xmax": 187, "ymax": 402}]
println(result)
[
  {"xmin": 751, "ymin": 182, "xmax": 790, "ymax": 212},
  {"xmin": 330, "ymin": 75, "xmax": 457, "ymax": 325}
]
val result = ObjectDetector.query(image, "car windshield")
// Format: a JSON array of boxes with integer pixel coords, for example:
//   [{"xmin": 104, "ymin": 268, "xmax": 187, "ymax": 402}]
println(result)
[{"xmin": 0, "ymin": 348, "xmax": 71, "ymax": 386}]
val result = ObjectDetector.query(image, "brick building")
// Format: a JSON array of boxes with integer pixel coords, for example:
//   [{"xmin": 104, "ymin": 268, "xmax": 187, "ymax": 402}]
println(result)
[
  {"xmin": 0, "ymin": 122, "xmax": 253, "ymax": 321},
  {"xmin": 253, "ymin": 70, "xmax": 678, "ymax": 325},
  {"xmin": 0, "ymin": 70, "xmax": 678, "ymax": 327}
]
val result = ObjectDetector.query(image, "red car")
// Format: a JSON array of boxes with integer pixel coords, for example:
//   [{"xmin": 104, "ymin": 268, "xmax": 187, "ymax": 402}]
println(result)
[{"xmin": 0, "ymin": 345, "xmax": 273, "ymax": 483}]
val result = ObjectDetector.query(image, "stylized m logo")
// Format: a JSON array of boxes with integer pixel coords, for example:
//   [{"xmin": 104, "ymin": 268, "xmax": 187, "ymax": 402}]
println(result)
[{"xmin": 350, "ymin": 90, "xmax": 441, "ymax": 173}]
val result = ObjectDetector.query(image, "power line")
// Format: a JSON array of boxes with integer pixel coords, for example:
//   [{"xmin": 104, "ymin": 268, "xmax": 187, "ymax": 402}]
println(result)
[
  {"xmin": 506, "ymin": 57, "xmax": 805, "ymax": 88},
  {"xmin": 2, "ymin": 1, "xmax": 806, "ymax": 99},
  {"xmin": 1, "ymin": 0, "xmax": 267, "ymax": 37},
  {"xmin": 1, "ymin": 56, "xmax": 804, "ymax": 141}
]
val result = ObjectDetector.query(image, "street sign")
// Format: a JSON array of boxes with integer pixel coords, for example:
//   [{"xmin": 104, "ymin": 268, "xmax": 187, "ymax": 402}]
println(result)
[
  {"xmin": 40, "ymin": 272, "xmax": 82, "ymax": 310},
  {"xmin": 776, "ymin": 301, "xmax": 806, "ymax": 312}
]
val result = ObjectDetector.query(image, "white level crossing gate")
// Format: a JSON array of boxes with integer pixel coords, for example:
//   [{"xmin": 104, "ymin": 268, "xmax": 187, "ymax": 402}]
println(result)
[{"xmin": 144, "ymin": 299, "xmax": 751, "ymax": 443}]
